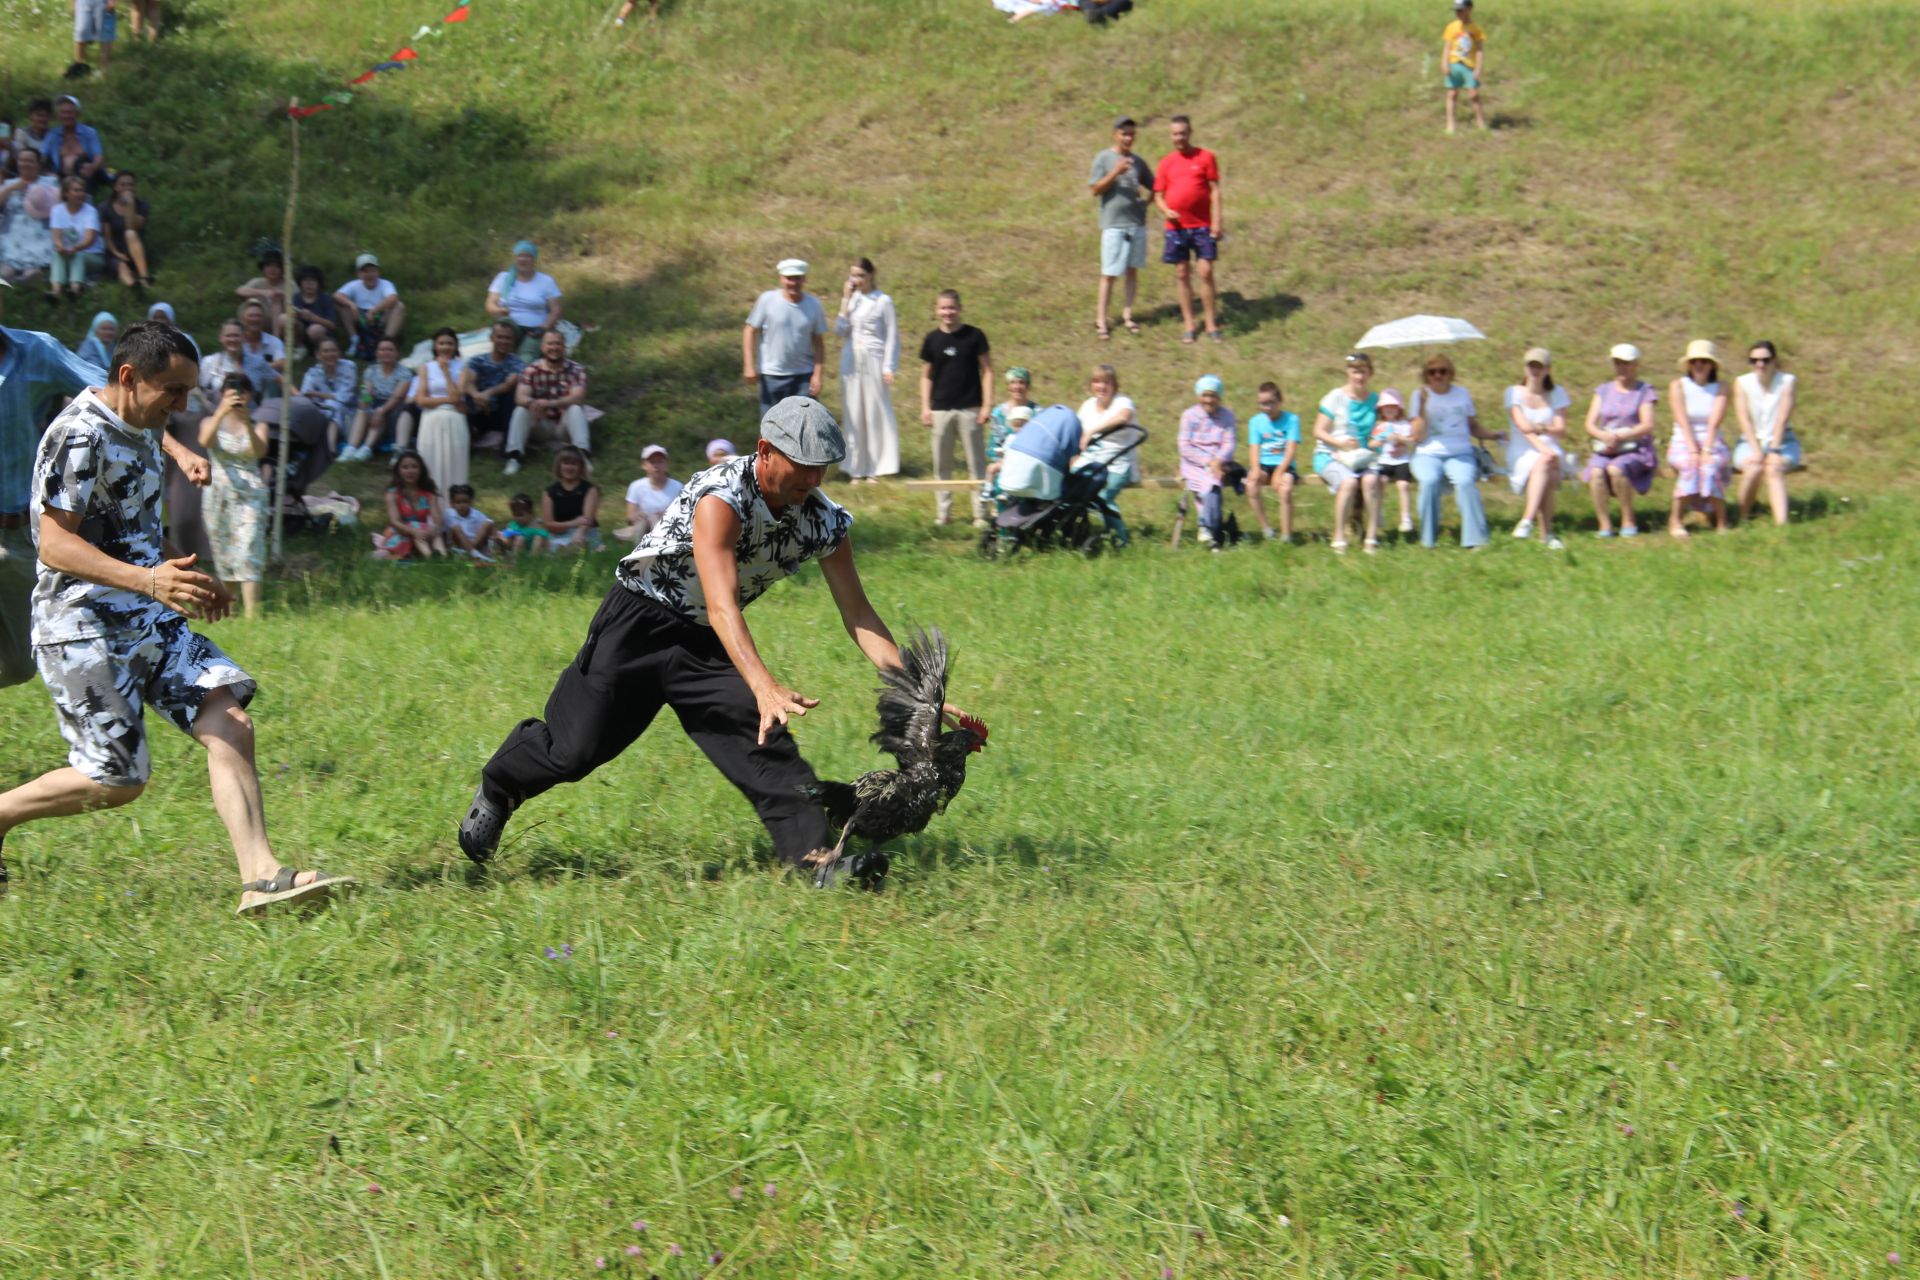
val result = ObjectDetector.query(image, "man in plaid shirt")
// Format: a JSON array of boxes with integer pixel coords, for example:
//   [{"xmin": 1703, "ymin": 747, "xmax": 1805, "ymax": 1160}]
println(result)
[{"xmin": 504, "ymin": 327, "xmax": 590, "ymax": 476}]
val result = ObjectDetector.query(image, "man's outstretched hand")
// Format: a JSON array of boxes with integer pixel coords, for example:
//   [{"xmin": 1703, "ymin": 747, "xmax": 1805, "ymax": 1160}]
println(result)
[{"xmin": 754, "ymin": 679, "xmax": 819, "ymax": 745}]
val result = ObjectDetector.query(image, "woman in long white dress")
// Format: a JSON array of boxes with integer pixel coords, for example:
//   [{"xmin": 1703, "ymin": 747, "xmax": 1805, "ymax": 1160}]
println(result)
[
  {"xmin": 834, "ymin": 257, "xmax": 899, "ymax": 482},
  {"xmin": 411, "ymin": 326, "xmax": 470, "ymax": 490}
]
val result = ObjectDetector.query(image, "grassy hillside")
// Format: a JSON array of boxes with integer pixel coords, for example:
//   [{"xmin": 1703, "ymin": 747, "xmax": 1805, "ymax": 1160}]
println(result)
[{"xmin": 3, "ymin": 1, "xmax": 1920, "ymax": 1275}]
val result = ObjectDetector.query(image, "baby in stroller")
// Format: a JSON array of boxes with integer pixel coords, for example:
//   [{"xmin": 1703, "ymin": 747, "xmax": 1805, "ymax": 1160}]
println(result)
[{"xmin": 984, "ymin": 403, "xmax": 1147, "ymax": 556}]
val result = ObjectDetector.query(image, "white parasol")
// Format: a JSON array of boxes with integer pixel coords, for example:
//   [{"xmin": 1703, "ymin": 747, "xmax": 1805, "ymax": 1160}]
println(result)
[{"xmin": 1354, "ymin": 315, "xmax": 1487, "ymax": 350}]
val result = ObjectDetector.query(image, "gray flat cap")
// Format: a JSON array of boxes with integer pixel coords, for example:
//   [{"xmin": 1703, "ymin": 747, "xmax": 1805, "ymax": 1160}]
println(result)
[{"xmin": 760, "ymin": 396, "xmax": 845, "ymax": 466}]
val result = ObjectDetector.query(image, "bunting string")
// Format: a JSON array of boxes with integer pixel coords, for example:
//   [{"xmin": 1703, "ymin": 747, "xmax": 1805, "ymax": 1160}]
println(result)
[{"xmin": 287, "ymin": 3, "xmax": 473, "ymax": 118}]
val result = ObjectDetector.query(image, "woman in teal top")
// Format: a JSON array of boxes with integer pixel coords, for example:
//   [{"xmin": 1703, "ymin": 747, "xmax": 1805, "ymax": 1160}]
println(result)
[{"xmin": 1311, "ymin": 353, "xmax": 1385, "ymax": 552}]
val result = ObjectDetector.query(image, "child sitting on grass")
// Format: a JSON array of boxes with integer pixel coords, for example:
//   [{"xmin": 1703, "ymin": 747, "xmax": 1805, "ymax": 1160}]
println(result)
[
  {"xmin": 500, "ymin": 493, "xmax": 549, "ymax": 557},
  {"xmin": 443, "ymin": 483, "xmax": 500, "ymax": 561}
]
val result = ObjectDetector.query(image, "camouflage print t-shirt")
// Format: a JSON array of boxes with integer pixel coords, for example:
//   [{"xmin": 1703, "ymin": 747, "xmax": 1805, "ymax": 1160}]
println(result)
[
  {"xmin": 616, "ymin": 454, "xmax": 852, "ymax": 626},
  {"xmin": 29, "ymin": 388, "xmax": 170, "ymax": 646}
]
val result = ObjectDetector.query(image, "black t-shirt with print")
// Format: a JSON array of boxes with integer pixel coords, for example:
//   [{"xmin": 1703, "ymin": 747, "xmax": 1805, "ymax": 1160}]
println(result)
[{"xmin": 918, "ymin": 324, "xmax": 991, "ymax": 411}]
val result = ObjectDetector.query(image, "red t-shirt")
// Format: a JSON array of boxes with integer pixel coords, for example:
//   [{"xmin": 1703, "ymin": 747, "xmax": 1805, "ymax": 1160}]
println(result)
[{"xmin": 1154, "ymin": 147, "xmax": 1220, "ymax": 230}]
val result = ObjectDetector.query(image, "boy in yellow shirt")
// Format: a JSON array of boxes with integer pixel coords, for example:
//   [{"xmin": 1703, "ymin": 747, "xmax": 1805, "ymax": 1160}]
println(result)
[{"xmin": 1442, "ymin": 0, "xmax": 1488, "ymax": 134}]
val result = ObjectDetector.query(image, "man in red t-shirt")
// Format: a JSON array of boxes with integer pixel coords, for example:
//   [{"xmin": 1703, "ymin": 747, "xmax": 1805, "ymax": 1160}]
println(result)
[{"xmin": 1153, "ymin": 115, "xmax": 1224, "ymax": 343}]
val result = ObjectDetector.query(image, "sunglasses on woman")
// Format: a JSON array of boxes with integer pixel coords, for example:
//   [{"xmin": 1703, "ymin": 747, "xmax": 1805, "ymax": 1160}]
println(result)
[{"xmin": 1749, "ymin": 356, "xmax": 1773, "ymax": 365}]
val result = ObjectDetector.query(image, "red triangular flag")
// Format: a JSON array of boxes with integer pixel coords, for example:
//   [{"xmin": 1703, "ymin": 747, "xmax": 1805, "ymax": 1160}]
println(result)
[
  {"xmin": 288, "ymin": 103, "xmax": 336, "ymax": 118},
  {"xmin": 444, "ymin": 5, "xmax": 471, "ymax": 22},
  {"xmin": 350, "ymin": 69, "xmax": 379, "ymax": 84},
  {"xmin": 391, "ymin": 47, "xmax": 419, "ymax": 61}
]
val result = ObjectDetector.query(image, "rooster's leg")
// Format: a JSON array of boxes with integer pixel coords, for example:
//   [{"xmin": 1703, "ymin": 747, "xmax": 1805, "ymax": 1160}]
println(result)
[{"xmin": 807, "ymin": 821, "xmax": 859, "ymax": 888}]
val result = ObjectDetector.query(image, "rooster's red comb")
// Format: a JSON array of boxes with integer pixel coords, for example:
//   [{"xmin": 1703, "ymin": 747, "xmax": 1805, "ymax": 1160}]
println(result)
[{"xmin": 954, "ymin": 713, "xmax": 988, "ymax": 742}]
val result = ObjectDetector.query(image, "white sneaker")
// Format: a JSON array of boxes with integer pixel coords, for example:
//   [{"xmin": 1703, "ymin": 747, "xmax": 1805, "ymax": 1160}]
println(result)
[
  {"xmin": 1399, "ymin": 517, "xmax": 1414, "ymax": 533},
  {"xmin": 1196, "ymin": 527, "xmax": 1215, "ymax": 546},
  {"xmin": 502, "ymin": 458, "xmax": 522, "ymax": 476},
  {"xmin": 1512, "ymin": 518, "xmax": 1533, "ymax": 539},
  {"xmin": 1330, "ymin": 539, "xmax": 1349, "ymax": 554},
  {"xmin": 1262, "ymin": 527, "xmax": 1278, "ymax": 541},
  {"xmin": 1546, "ymin": 537, "xmax": 1565, "ymax": 550}
]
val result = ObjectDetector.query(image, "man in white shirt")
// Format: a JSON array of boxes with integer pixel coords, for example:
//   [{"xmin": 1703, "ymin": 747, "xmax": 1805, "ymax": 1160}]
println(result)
[{"xmin": 333, "ymin": 252, "xmax": 407, "ymax": 360}]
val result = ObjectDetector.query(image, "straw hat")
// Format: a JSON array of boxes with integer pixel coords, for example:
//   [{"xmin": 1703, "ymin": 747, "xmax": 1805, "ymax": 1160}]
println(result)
[{"xmin": 1677, "ymin": 339, "xmax": 1720, "ymax": 370}]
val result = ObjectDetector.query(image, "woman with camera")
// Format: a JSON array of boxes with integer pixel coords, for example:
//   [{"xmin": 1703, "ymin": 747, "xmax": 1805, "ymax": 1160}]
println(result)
[{"xmin": 198, "ymin": 373, "xmax": 272, "ymax": 619}]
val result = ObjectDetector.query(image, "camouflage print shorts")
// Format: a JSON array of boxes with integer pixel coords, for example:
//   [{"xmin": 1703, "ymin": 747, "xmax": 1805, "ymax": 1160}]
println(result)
[{"xmin": 33, "ymin": 615, "xmax": 256, "ymax": 787}]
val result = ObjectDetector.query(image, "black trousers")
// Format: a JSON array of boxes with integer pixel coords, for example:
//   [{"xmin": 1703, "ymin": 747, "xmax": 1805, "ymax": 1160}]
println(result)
[{"xmin": 481, "ymin": 586, "xmax": 831, "ymax": 864}]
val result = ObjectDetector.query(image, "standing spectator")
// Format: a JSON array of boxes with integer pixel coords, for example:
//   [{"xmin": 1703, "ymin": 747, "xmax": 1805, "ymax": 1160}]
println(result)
[
  {"xmin": 197, "ymin": 373, "xmax": 270, "ymax": 618},
  {"xmin": 74, "ymin": 309, "xmax": 116, "ymax": 368},
  {"xmin": 1666, "ymin": 340, "xmax": 1730, "ymax": 537},
  {"xmin": 43, "ymin": 98, "xmax": 106, "ymax": 188},
  {"xmin": 1442, "ymin": 0, "xmax": 1489, "ymax": 135},
  {"xmin": 917, "ymin": 289, "xmax": 993, "ymax": 527},
  {"xmin": 234, "ymin": 249, "xmax": 287, "ymax": 336},
  {"xmin": 505, "ymin": 327, "xmax": 589, "ymax": 476},
  {"xmin": 1078, "ymin": 363, "xmax": 1142, "ymax": 545},
  {"xmin": 1153, "ymin": 115, "xmax": 1224, "ymax": 344},
  {"xmin": 125, "ymin": 0, "xmax": 161, "ymax": 41},
  {"xmin": 411, "ymin": 327, "xmax": 470, "ymax": 490},
  {"xmin": 72, "ymin": 0, "xmax": 116, "ymax": 76},
  {"xmin": 97, "ymin": 170, "xmax": 151, "ymax": 289},
  {"xmin": 1407, "ymin": 352, "xmax": 1495, "ymax": 549},
  {"xmin": 288, "ymin": 265, "xmax": 342, "ymax": 355},
  {"xmin": 742, "ymin": 258, "xmax": 827, "ymax": 413},
  {"xmin": 343, "ymin": 335, "xmax": 412, "ymax": 461},
  {"xmin": 1245, "ymin": 381, "xmax": 1300, "ymax": 542},
  {"xmin": 334, "ymin": 252, "xmax": 406, "ymax": 359},
  {"xmin": 0, "ymin": 147, "xmax": 60, "ymax": 284},
  {"xmin": 1312, "ymin": 354, "xmax": 1385, "ymax": 553},
  {"xmin": 834, "ymin": 257, "xmax": 899, "ymax": 483},
  {"xmin": 1503, "ymin": 348, "xmax": 1571, "ymax": 548},
  {"xmin": 1579, "ymin": 344, "xmax": 1659, "ymax": 537},
  {"xmin": 236, "ymin": 299, "xmax": 286, "ymax": 398},
  {"xmin": 1088, "ymin": 115, "xmax": 1154, "ymax": 339},
  {"xmin": 542, "ymin": 447, "xmax": 602, "ymax": 554},
  {"xmin": 297, "ymin": 336, "xmax": 356, "ymax": 456},
  {"xmin": 486, "ymin": 239, "xmax": 563, "ymax": 356},
  {"xmin": 1733, "ymin": 340, "xmax": 1802, "ymax": 527},
  {"xmin": 463, "ymin": 320, "xmax": 526, "ymax": 453},
  {"xmin": 47, "ymin": 175, "xmax": 101, "ymax": 300},
  {"xmin": 1179, "ymin": 375, "xmax": 1238, "ymax": 549},
  {"xmin": 612, "ymin": 0, "xmax": 661, "ymax": 25},
  {"xmin": 617, "ymin": 443, "xmax": 681, "ymax": 541}
]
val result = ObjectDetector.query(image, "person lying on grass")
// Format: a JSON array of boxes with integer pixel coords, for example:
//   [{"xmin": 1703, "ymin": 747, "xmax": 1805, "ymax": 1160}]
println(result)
[
  {"xmin": 459, "ymin": 396, "xmax": 979, "ymax": 888},
  {"xmin": 0, "ymin": 321, "xmax": 352, "ymax": 913}
]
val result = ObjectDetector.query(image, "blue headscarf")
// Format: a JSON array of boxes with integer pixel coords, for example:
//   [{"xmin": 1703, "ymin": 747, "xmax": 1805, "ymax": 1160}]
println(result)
[{"xmin": 75, "ymin": 310, "xmax": 117, "ymax": 370}]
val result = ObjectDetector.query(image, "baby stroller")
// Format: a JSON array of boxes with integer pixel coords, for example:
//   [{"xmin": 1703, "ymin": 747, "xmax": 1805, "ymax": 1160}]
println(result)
[{"xmin": 982, "ymin": 409, "xmax": 1147, "ymax": 557}]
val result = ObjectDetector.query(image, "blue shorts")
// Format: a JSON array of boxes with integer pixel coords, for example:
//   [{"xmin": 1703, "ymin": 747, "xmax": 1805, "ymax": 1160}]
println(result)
[
  {"xmin": 1100, "ymin": 227, "xmax": 1148, "ymax": 276},
  {"xmin": 1446, "ymin": 64, "xmax": 1479, "ymax": 90},
  {"xmin": 74, "ymin": 0, "xmax": 114, "ymax": 42},
  {"xmin": 1161, "ymin": 226, "xmax": 1218, "ymax": 264}
]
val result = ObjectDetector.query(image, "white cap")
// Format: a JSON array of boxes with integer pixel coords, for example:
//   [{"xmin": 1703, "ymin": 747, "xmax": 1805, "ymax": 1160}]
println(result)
[
  {"xmin": 776, "ymin": 258, "xmax": 809, "ymax": 277},
  {"xmin": 640, "ymin": 443, "xmax": 668, "ymax": 460},
  {"xmin": 1609, "ymin": 343, "xmax": 1641, "ymax": 362},
  {"xmin": 1007, "ymin": 404, "xmax": 1035, "ymax": 423}
]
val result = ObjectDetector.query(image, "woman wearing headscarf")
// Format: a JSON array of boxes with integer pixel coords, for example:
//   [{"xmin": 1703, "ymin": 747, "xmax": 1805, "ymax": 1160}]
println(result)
[
  {"xmin": 73, "ymin": 310, "xmax": 117, "ymax": 369},
  {"xmin": 145, "ymin": 300, "xmax": 198, "ymax": 357},
  {"xmin": 486, "ymin": 238, "xmax": 563, "ymax": 357}
]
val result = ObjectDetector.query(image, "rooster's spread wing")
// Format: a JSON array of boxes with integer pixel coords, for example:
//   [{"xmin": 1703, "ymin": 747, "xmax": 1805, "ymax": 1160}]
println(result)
[{"xmin": 870, "ymin": 627, "xmax": 949, "ymax": 769}]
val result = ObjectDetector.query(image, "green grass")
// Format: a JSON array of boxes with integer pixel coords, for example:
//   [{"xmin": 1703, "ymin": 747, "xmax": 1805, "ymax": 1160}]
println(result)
[{"xmin": 3, "ymin": 0, "xmax": 1919, "ymax": 1274}]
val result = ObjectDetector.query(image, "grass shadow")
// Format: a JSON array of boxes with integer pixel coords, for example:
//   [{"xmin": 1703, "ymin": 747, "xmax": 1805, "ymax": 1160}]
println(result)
[
  {"xmin": 1135, "ymin": 290, "xmax": 1305, "ymax": 336},
  {"xmin": 1487, "ymin": 113, "xmax": 1535, "ymax": 132}
]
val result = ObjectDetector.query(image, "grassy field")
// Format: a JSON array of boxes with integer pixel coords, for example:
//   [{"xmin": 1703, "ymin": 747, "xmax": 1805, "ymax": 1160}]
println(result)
[{"xmin": 3, "ymin": 0, "xmax": 1919, "ymax": 1275}]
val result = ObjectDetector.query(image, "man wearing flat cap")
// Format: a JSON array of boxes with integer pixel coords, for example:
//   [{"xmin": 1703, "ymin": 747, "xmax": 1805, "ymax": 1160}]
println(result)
[{"xmin": 461, "ymin": 396, "xmax": 953, "ymax": 876}]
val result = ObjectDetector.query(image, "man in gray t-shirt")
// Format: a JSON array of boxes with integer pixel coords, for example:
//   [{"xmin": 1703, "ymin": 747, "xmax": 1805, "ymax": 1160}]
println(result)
[
  {"xmin": 742, "ymin": 258, "xmax": 829, "ymax": 414},
  {"xmin": 1088, "ymin": 116, "xmax": 1155, "ymax": 338}
]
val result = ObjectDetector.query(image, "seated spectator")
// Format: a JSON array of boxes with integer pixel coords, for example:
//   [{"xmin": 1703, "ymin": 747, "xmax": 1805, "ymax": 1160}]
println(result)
[
  {"xmin": 1579, "ymin": 344, "xmax": 1659, "ymax": 537},
  {"xmin": 541, "ymin": 447, "xmax": 601, "ymax": 554},
  {"xmin": 372, "ymin": 450, "xmax": 448, "ymax": 560},
  {"xmin": 16, "ymin": 100, "xmax": 55, "ymax": 162},
  {"xmin": 461, "ymin": 320, "xmax": 525, "ymax": 452},
  {"xmin": 1407, "ymin": 353, "xmax": 1495, "ymax": 549},
  {"xmin": 1733, "ymin": 340, "xmax": 1802, "ymax": 527},
  {"xmin": 237, "ymin": 298, "xmax": 286, "ymax": 397},
  {"xmin": 1076, "ymin": 362, "xmax": 1141, "ymax": 544},
  {"xmin": 999, "ymin": 402, "xmax": 1077, "ymax": 501},
  {"xmin": 1373, "ymin": 388, "xmax": 1416, "ymax": 535},
  {"xmin": 499, "ymin": 493, "xmax": 548, "ymax": 557},
  {"xmin": 486, "ymin": 239, "xmax": 563, "ymax": 356},
  {"xmin": 504, "ymin": 327, "xmax": 589, "ymax": 476},
  {"xmin": 705, "ymin": 438, "xmax": 735, "ymax": 466},
  {"xmin": 1667, "ymin": 340, "xmax": 1730, "ymax": 536},
  {"xmin": 42, "ymin": 95, "xmax": 106, "ymax": 188},
  {"xmin": 982, "ymin": 403, "xmax": 1032, "ymax": 512},
  {"xmin": 617, "ymin": 442, "xmax": 682, "ymax": 541},
  {"xmin": 443, "ymin": 483, "xmax": 499, "ymax": 560},
  {"xmin": 344, "ymin": 335, "xmax": 413, "ymax": 461},
  {"xmin": 411, "ymin": 326, "xmax": 469, "ymax": 489},
  {"xmin": 1179, "ymin": 375, "xmax": 1238, "ymax": 550},
  {"xmin": 46, "ymin": 174, "xmax": 102, "ymax": 299},
  {"xmin": 334, "ymin": 252, "xmax": 405, "ymax": 359},
  {"xmin": 290, "ymin": 265, "xmax": 342, "ymax": 355},
  {"xmin": 1312, "ymin": 353, "xmax": 1385, "ymax": 554},
  {"xmin": 235, "ymin": 249, "xmax": 287, "ymax": 335},
  {"xmin": 145, "ymin": 300, "xmax": 195, "ymax": 356},
  {"xmin": 1245, "ymin": 380, "xmax": 1300, "ymax": 543},
  {"xmin": 74, "ymin": 309, "xmax": 116, "ymax": 368},
  {"xmin": 0, "ymin": 145, "xmax": 60, "ymax": 283},
  {"xmin": 252, "ymin": 393, "xmax": 334, "ymax": 498},
  {"xmin": 97, "ymin": 169, "xmax": 151, "ymax": 288},
  {"xmin": 199, "ymin": 319, "xmax": 253, "ymax": 403},
  {"xmin": 298, "ymin": 335, "xmax": 357, "ymax": 455},
  {"xmin": 1503, "ymin": 348, "xmax": 1571, "ymax": 549},
  {"xmin": 989, "ymin": 366, "xmax": 1035, "ymax": 465}
]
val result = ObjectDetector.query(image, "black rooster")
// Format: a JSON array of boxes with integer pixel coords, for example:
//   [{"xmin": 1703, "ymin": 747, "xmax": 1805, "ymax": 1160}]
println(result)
[{"xmin": 801, "ymin": 628, "xmax": 988, "ymax": 888}]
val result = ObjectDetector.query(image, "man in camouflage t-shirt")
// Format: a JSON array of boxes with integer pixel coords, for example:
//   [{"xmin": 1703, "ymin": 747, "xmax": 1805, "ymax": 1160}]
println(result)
[{"xmin": 0, "ymin": 322, "xmax": 351, "ymax": 914}]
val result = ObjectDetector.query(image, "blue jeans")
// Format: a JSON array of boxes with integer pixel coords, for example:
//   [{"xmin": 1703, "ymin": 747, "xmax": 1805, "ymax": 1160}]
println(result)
[
  {"xmin": 757, "ymin": 371, "xmax": 810, "ymax": 414},
  {"xmin": 1196, "ymin": 485, "xmax": 1223, "ymax": 537},
  {"xmin": 1412, "ymin": 452, "xmax": 1488, "ymax": 548}
]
